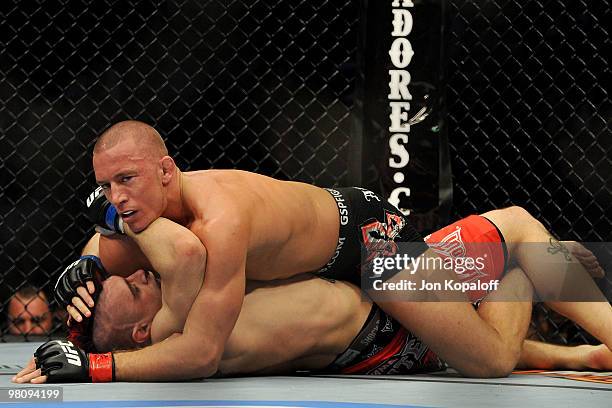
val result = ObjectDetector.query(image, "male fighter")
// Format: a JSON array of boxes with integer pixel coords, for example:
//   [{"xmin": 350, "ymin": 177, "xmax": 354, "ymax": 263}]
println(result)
[
  {"xmin": 13, "ymin": 212, "xmax": 612, "ymax": 383},
  {"xmin": 37, "ymin": 120, "xmax": 612, "ymax": 379},
  {"xmin": 13, "ymin": 210, "xmax": 612, "ymax": 381}
]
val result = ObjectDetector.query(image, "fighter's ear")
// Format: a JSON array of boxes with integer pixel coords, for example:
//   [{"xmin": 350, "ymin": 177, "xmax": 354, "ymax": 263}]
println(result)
[
  {"xmin": 159, "ymin": 156, "xmax": 176, "ymax": 186},
  {"xmin": 132, "ymin": 321, "xmax": 152, "ymax": 346}
]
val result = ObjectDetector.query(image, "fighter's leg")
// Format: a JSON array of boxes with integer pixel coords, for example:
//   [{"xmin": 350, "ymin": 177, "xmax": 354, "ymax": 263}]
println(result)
[
  {"xmin": 474, "ymin": 265, "xmax": 534, "ymax": 362},
  {"xmin": 377, "ymin": 261, "xmax": 533, "ymax": 377},
  {"xmin": 471, "ymin": 262, "xmax": 612, "ymax": 371},
  {"xmin": 517, "ymin": 340, "xmax": 612, "ymax": 371},
  {"xmin": 477, "ymin": 265, "xmax": 612, "ymax": 371},
  {"xmin": 480, "ymin": 206, "xmax": 612, "ymax": 350}
]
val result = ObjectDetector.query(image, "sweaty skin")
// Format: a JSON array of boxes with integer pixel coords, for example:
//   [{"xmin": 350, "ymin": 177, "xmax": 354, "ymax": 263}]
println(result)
[
  {"xmin": 93, "ymin": 221, "xmax": 372, "ymax": 374},
  {"xmin": 13, "ymin": 211, "xmax": 612, "ymax": 383},
  {"xmin": 86, "ymin": 121, "xmax": 612, "ymax": 379},
  {"xmin": 80, "ymin": 218, "xmax": 612, "ymax": 377},
  {"xmin": 74, "ymin": 224, "xmax": 375, "ymax": 376},
  {"xmin": 14, "ymin": 233, "xmax": 612, "ymax": 383},
  {"xmin": 91, "ymin": 123, "xmax": 345, "ymax": 379},
  {"xmin": 93, "ymin": 225, "xmax": 371, "ymax": 374},
  {"xmin": 163, "ymin": 170, "xmax": 342, "ymax": 280},
  {"xmin": 221, "ymin": 276, "xmax": 371, "ymax": 375}
]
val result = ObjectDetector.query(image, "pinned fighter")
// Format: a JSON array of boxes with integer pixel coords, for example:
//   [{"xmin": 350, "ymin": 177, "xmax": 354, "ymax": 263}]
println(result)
[{"xmin": 14, "ymin": 121, "xmax": 612, "ymax": 382}]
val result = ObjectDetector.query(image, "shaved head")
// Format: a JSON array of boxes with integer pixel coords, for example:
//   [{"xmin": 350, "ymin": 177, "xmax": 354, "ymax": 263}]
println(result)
[
  {"xmin": 94, "ymin": 121, "xmax": 168, "ymax": 158},
  {"xmin": 92, "ymin": 120, "xmax": 180, "ymax": 232}
]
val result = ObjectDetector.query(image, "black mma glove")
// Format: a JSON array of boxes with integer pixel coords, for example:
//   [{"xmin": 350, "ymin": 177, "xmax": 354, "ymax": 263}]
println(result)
[
  {"xmin": 35, "ymin": 340, "xmax": 114, "ymax": 383},
  {"xmin": 54, "ymin": 256, "xmax": 106, "ymax": 307},
  {"xmin": 86, "ymin": 186, "xmax": 124, "ymax": 234}
]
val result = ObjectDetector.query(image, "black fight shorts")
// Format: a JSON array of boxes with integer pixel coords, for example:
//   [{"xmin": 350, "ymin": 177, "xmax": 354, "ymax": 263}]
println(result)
[{"xmin": 315, "ymin": 187, "xmax": 428, "ymax": 286}]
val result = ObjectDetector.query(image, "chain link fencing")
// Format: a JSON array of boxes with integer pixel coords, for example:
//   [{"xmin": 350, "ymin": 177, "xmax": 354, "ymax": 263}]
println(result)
[
  {"xmin": 1, "ymin": 0, "xmax": 610, "ymax": 348},
  {"xmin": 0, "ymin": 0, "xmax": 359, "ymax": 339},
  {"xmin": 447, "ymin": 0, "xmax": 611, "ymax": 345}
]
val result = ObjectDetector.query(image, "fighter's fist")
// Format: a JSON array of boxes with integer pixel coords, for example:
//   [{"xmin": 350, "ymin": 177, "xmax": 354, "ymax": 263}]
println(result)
[
  {"xmin": 34, "ymin": 340, "xmax": 114, "ymax": 383},
  {"xmin": 86, "ymin": 187, "xmax": 124, "ymax": 235},
  {"xmin": 54, "ymin": 256, "xmax": 104, "ymax": 313}
]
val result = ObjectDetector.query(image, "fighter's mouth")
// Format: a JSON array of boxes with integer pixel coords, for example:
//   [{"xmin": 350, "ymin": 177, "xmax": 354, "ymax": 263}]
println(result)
[{"xmin": 121, "ymin": 210, "xmax": 137, "ymax": 219}]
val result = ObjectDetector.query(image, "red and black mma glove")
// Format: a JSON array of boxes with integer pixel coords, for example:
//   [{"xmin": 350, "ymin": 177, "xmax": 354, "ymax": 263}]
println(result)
[
  {"xmin": 86, "ymin": 186, "xmax": 124, "ymax": 235},
  {"xmin": 54, "ymin": 256, "xmax": 107, "ymax": 308},
  {"xmin": 35, "ymin": 340, "xmax": 114, "ymax": 383}
]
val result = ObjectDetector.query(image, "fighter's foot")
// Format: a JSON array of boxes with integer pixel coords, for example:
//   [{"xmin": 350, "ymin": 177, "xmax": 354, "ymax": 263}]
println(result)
[
  {"xmin": 561, "ymin": 241, "xmax": 605, "ymax": 278},
  {"xmin": 582, "ymin": 344, "xmax": 612, "ymax": 371}
]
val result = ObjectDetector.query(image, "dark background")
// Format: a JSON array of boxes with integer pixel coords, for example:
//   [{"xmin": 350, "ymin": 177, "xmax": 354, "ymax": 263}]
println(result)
[
  {"xmin": 446, "ymin": 0, "xmax": 611, "ymax": 343},
  {"xmin": 1, "ymin": 0, "xmax": 610, "ymax": 344}
]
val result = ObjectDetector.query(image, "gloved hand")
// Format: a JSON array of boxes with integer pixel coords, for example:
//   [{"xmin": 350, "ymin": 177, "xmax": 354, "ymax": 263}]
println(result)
[
  {"xmin": 35, "ymin": 340, "xmax": 114, "ymax": 383},
  {"xmin": 54, "ymin": 256, "xmax": 106, "ymax": 321},
  {"xmin": 86, "ymin": 187, "xmax": 124, "ymax": 235}
]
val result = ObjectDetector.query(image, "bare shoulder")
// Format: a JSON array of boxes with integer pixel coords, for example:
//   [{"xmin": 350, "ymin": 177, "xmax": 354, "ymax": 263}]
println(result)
[
  {"xmin": 186, "ymin": 169, "xmax": 286, "ymax": 190},
  {"xmin": 185, "ymin": 170, "xmax": 257, "ymax": 216},
  {"xmin": 188, "ymin": 201, "xmax": 249, "ymax": 249}
]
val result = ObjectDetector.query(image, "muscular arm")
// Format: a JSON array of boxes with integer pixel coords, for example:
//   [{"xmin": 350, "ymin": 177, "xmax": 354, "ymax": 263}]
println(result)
[
  {"xmin": 111, "ymin": 216, "xmax": 246, "ymax": 380},
  {"xmin": 82, "ymin": 216, "xmax": 204, "ymax": 280},
  {"xmin": 121, "ymin": 218, "xmax": 204, "ymax": 277},
  {"xmin": 81, "ymin": 233, "xmax": 152, "ymax": 277},
  {"xmin": 122, "ymin": 217, "xmax": 207, "ymax": 341}
]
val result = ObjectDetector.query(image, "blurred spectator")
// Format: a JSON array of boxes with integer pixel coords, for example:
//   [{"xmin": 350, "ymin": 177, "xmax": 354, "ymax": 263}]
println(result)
[{"xmin": 7, "ymin": 286, "xmax": 52, "ymax": 335}]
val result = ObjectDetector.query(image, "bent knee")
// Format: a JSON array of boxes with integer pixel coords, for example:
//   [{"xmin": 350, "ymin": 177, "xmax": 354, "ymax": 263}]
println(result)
[
  {"xmin": 494, "ymin": 345, "xmax": 521, "ymax": 377},
  {"xmin": 480, "ymin": 360, "xmax": 516, "ymax": 378},
  {"xmin": 481, "ymin": 205, "xmax": 542, "ymax": 242},
  {"xmin": 501, "ymin": 206, "xmax": 533, "ymax": 221},
  {"xmin": 457, "ymin": 344, "xmax": 521, "ymax": 378},
  {"xmin": 460, "ymin": 355, "xmax": 517, "ymax": 378},
  {"xmin": 483, "ymin": 205, "xmax": 533, "ymax": 223}
]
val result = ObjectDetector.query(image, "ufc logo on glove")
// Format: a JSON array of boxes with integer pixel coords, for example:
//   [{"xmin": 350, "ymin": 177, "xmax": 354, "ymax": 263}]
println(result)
[{"xmin": 57, "ymin": 341, "xmax": 82, "ymax": 366}]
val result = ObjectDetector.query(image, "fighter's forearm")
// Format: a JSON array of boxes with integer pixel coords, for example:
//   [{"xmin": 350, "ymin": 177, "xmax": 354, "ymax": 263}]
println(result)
[
  {"xmin": 79, "ymin": 233, "xmax": 151, "ymax": 277},
  {"xmin": 113, "ymin": 332, "xmax": 220, "ymax": 381},
  {"xmin": 124, "ymin": 217, "xmax": 206, "ymax": 277},
  {"xmin": 81, "ymin": 234, "xmax": 100, "ymax": 256}
]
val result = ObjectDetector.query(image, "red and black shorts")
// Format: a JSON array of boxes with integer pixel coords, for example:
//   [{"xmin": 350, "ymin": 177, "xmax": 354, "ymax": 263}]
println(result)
[
  {"xmin": 322, "ymin": 305, "xmax": 446, "ymax": 375},
  {"xmin": 425, "ymin": 214, "xmax": 508, "ymax": 303},
  {"xmin": 323, "ymin": 214, "xmax": 508, "ymax": 374}
]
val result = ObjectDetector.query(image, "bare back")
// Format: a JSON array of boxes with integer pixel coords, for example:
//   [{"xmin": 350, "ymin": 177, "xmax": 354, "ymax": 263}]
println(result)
[{"xmin": 182, "ymin": 170, "xmax": 340, "ymax": 280}]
